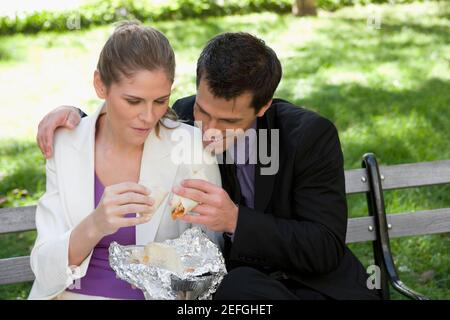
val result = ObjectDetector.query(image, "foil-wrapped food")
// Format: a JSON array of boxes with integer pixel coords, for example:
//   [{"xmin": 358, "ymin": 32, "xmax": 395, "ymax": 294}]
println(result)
[{"xmin": 109, "ymin": 227, "xmax": 227, "ymax": 300}]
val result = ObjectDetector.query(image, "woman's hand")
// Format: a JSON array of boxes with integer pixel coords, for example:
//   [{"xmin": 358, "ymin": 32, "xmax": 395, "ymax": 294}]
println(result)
[
  {"xmin": 90, "ymin": 182, "xmax": 155, "ymax": 237},
  {"xmin": 69, "ymin": 181, "xmax": 154, "ymax": 266}
]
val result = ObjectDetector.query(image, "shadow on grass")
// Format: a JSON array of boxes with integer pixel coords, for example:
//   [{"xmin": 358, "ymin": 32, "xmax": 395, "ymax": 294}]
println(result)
[{"xmin": 278, "ymin": 77, "xmax": 450, "ymax": 167}]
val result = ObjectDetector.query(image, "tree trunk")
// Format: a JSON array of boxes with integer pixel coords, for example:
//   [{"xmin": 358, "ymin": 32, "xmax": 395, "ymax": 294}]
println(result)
[{"xmin": 292, "ymin": 0, "xmax": 317, "ymax": 16}]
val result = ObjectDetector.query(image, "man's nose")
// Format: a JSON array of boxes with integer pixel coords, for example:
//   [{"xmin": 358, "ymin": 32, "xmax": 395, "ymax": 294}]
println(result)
[
  {"xmin": 203, "ymin": 128, "xmax": 226, "ymax": 143},
  {"xmin": 203, "ymin": 119, "xmax": 219, "ymax": 132}
]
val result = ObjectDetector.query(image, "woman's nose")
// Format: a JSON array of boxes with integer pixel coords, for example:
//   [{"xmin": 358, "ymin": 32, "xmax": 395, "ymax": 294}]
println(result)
[{"xmin": 139, "ymin": 104, "xmax": 154, "ymax": 123}]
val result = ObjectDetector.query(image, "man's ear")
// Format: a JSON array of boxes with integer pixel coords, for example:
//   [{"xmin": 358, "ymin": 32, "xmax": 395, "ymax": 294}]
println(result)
[
  {"xmin": 256, "ymin": 99, "xmax": 272, "ymax": 117},
  {"xmin": 93, "ymin": 70, "xmax": 107, "ymax": 99}
]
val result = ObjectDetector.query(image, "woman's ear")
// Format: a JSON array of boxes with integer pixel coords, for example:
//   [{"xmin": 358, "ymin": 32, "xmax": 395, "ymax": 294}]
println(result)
[
  {"xmin": 93, "ymin": 70, "xmax": 107, "ymax": 99},
  {"xmin": 256, "ymin": 99, "xmax": 272, "ymax": 117}
]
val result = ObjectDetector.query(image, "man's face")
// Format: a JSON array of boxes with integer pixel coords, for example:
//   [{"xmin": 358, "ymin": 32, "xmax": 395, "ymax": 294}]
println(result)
[{"xmin": 194, "ymin": 80, "xmax": 268, "ymax": 154}]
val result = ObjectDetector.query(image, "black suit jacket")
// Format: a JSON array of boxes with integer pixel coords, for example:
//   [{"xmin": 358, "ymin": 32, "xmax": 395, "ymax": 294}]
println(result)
[{"xmin": 173, "ymin": 96, "xmax": 378, "ymax": 300}]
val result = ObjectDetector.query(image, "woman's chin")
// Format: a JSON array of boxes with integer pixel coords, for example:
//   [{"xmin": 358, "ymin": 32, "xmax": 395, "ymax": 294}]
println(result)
[{"xmin": 126, "ymin": 130, "xmax": 151, "ymax": 146}]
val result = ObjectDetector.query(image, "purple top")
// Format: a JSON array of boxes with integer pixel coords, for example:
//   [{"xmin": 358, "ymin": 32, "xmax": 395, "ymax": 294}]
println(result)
[{"xmin": 67, "ymin": 173, "xmax": 145, "ymax": 299}]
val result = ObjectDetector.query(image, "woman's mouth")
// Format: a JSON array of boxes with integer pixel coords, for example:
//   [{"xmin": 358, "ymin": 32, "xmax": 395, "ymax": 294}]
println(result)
[{"xmin": 132, "ymin": 127, "xmax": 151, "ymax": 135}]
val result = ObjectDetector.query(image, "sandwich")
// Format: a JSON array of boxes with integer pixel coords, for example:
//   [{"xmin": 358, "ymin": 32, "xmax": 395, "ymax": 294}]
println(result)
[{"xmin": 169, "ymin": 168, "xmax": 207, "ymax": 220}]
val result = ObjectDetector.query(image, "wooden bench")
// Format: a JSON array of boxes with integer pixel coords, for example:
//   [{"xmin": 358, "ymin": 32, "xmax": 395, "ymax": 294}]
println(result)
[{"xmin": 0, "ymin": 153, "xmax": 449, "ymax": 299}]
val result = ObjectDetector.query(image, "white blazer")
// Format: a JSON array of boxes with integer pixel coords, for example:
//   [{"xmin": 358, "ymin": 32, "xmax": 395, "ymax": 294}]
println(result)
[{"xmin": 28, "ymin": 106, "xmax": 222, "ymax": 300}]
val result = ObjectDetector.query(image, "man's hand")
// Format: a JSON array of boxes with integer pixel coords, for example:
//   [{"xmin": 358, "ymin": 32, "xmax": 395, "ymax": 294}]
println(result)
[
  {"xmin": 36, "ymin": 105, "xmax": 81, "ymax": 159},
  {"xmin": 173, "ymin": 179, "xmax": 238, "ymax": 233}
]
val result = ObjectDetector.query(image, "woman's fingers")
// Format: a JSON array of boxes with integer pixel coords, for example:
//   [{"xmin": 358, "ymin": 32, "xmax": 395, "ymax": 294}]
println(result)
[
  {"xmin": 106, "ymin": 182, "xmax": 150, "ymax": 196},
  {"xmin": 112, "ymin": 204, "xmax": 154, "ymax": 216},
  {"xmin": 122, "ymin": 215, "xmax": 153, "ymax": 227},
  {"xmin": 111, "ymin": 192, "xmax": 154, "ymax": 207}
]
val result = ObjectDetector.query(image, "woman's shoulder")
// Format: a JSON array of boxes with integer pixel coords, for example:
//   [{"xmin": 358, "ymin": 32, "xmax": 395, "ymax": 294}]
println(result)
[
  {"xmin": 160, "ymin": 118, "xmax": 203, "ymax": 142},
  {"xmin": 53, "ymin": 115, "xmax": 93, "ymax": 152},
  {"xmin": 159, "ymin": 119, "xmax": 217, "ymax": 167}
]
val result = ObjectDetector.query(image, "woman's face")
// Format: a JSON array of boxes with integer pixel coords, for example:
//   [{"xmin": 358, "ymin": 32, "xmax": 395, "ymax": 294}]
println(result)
[{"xmin": 94, "ymin": 69, "xmax": 172, "ymax": 146}]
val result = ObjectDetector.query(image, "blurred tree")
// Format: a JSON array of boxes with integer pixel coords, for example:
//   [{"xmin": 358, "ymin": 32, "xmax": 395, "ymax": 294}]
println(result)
[{"xmin": 292, "ymin": 0, "xmax": 317, "ymax": 16}]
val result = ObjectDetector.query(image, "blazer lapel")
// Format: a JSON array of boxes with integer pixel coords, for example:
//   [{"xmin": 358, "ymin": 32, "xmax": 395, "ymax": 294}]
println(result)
[{"xmin": 135, "ymin": 125, "xmax": 179, "ymax": 245}]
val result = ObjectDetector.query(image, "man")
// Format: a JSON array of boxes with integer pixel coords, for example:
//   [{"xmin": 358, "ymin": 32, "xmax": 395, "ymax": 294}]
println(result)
[{"xmin": 36, "ymin": 32, "xmax": 378, "ymax": 300}]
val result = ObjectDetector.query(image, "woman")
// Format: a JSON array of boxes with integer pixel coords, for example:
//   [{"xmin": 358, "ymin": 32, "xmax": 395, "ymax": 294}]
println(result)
[{"xmin": 28, "ymin": 22, "xmax": 221, "ymax": 300}]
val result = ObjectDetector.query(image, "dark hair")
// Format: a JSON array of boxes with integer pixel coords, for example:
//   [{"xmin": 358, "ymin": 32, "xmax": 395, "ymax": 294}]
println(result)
[
  {"xmin": 97, "ymin": 21, "xmax": 178, "ymax": 135},
  {"xmin": 196, "ymin": 32, "xmax": 282, "ymax": 112}
]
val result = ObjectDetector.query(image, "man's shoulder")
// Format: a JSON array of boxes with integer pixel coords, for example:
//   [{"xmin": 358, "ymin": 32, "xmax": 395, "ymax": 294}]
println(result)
[
  {"xmin": 172, "ymin": 95, "xmax": 196, "ymax": 123},
  {"xmin": 269, "ymin": 98, "xmax": 337, "ymax": 142}
]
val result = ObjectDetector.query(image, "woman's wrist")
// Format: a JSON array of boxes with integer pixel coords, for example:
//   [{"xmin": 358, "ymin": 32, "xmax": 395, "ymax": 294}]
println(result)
[
  {"xmin": 68, "ymin": 214, "xmax": 103, "ymax": 266},
  {"xmin": 84, "ymin": 213, "xmax": 105, "ymax": 242}
]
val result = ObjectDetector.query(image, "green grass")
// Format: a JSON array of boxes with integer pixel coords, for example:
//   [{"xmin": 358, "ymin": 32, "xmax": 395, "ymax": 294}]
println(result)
[{"xmin": 0, "ymin": 2, "xmax": 449, "ymax": 299}]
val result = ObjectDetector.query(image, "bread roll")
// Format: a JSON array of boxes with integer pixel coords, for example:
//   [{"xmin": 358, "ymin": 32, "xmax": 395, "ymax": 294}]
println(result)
[{"xmin": 143, "ymin": 242, "xmax": 184, "ymax": 275}]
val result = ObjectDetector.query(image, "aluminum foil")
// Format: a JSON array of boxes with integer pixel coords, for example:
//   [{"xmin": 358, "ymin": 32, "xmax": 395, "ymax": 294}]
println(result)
[{"xmin": 109, "ymin": 227, "xmax": 227, "ymax": 300}]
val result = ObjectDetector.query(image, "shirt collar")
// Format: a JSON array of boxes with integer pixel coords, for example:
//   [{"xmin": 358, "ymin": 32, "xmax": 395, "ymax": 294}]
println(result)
[{"xmin": 231, "ymin": 120, "xmax": 257, "ymax": 166}]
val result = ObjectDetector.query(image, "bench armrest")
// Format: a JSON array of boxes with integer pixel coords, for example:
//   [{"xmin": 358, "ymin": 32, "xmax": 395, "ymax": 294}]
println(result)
[{"xmin": 362, "ymin": 153, "xmax": 429, "ymax": 300}]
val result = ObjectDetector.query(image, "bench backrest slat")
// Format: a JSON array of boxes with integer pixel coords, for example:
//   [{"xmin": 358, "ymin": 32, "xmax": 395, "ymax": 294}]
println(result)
[
  {"xmin": 345, "ymin": 160, "xmax": 450, "ymax": 194},
  {"xmin": 0, "ymin": 206, "xmax": 36, "ymax": 234},
  {"xmin": 0, "ymin": 256, "xmax": 35, "ymax": 285},
  {"xmin": 345, "ymin": 208, "xmax": 450, "ymax": 243}
]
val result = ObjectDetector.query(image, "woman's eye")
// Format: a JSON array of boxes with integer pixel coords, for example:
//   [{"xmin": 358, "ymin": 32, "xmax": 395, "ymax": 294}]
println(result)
[
  {"xmin": 155, "ymin": 100, "xmax": 167, "ymax": 105},
  {"xmin": 127, "ymin": 100, "xmax": 141, "ymax": 105}
]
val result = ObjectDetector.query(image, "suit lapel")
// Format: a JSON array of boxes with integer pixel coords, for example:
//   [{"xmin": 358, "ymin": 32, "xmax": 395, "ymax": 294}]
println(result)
[{"xmin": 254, "ymin": 110, "xmax": 279, "ymax": 212}]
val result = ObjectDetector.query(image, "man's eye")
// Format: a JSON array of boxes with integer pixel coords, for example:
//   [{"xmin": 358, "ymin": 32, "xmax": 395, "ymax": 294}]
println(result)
[
  {"xmin": 127, "ymin": 100, "xmax": 141, "ymax": 105},
  {"xmin": 223, "ymin": 119, "xmax": 238, "ymax": 124},
  {"xmin": 195, "ymin": 105, "xmax": 204, "ymax": 113}
]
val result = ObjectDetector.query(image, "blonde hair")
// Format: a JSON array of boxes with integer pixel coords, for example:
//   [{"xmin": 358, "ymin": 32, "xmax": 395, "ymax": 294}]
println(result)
[{"xmin": 97, "ymin": 21, "xmax": 178, "ymax": 136}]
